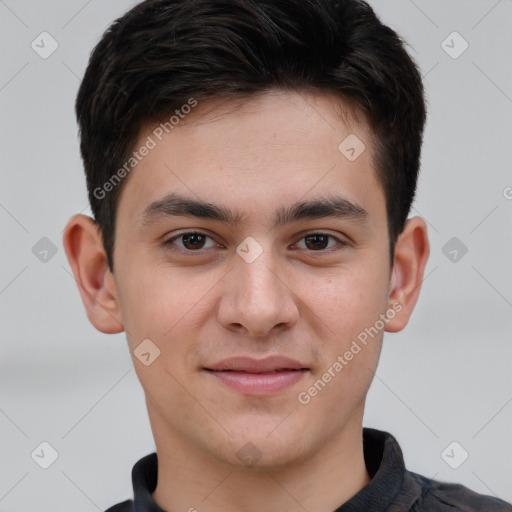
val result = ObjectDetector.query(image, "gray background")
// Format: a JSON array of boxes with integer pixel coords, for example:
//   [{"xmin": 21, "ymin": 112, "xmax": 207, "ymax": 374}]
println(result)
[{"xmin": 1, "ymin": 0, "xmax": 511, "ymax": 510}]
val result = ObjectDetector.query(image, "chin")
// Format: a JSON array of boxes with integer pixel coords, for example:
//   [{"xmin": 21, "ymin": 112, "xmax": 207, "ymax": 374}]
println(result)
[{"xmin": 213, "ymin": 424, "xmax": 313, "ymax": 471}]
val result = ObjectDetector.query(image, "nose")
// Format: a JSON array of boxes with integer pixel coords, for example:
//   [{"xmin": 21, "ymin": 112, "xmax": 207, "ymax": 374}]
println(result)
[{"xmin": 216, "ymin": 244, "xmax": 299, "ymax": 338}]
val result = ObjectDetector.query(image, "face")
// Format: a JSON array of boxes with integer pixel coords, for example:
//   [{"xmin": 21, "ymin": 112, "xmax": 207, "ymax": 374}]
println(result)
[{"xmin": 111, "ymin": 89, "xmax": 394, "ymax": 468}]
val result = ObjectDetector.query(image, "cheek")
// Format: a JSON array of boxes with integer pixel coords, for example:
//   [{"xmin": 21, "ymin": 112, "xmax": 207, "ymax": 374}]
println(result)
[
  {"xmin": 301, "ymin": 265, "xmax": 388, "ymax": 388},
  {"xmin": 300, "ymin": 273, "xmax": 385, "ymax": 411},
  {"xmin": 118, "ymin": 264, "xmax": 218, "ymax": 355},
  {"xmin": 306, "ymin": 265, "xmax": 389, "ymax": 336},
  {"xmin": 118, "ymin": 269, "xmax": 206, "ymax": 405}
]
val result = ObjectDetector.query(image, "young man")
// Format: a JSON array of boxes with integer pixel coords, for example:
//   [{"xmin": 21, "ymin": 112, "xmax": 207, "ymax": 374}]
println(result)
[{"xmin": 63, "ymin": 0, "xmax": 511, "ymax": 510}]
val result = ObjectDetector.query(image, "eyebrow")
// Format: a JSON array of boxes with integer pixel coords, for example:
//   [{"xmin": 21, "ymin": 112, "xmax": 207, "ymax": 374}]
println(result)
[{"xmin": 137, "ymin": 192, "xmax": 368, "ymax": 228}]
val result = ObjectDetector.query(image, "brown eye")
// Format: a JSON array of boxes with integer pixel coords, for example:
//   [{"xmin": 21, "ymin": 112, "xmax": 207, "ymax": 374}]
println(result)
[
  {"xmin": 182, "ymin": 233, "xmax": 206, "ymax": 249},
  {"xmin": 295, "ymin": 233, "xmax": 342, "ymax": 251},
  {"xmin": 304, "ymin": 234, "xmax": 329, "ymax": 250},
  {"xmin": 165, "ymin": 232, "xmax": 217, "ymax": 251}
]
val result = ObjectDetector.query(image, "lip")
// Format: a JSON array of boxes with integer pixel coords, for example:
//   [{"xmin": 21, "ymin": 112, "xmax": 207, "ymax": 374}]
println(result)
[
  {"xmin": 205, "ymin": 355, "xmax": 308, "ymax": 373},
  {"xmin": 203, "ymin": 356, "xmax": 309, "ymax": 396}
]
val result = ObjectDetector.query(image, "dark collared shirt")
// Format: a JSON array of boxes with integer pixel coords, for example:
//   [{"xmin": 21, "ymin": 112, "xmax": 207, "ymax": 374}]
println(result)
[{"xmin": 105, "ymin": 428, "xmax": 511, "ymax": 511}]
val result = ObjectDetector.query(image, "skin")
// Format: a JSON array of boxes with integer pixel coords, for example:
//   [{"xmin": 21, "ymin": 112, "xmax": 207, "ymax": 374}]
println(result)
[{"xmin": 63, "ymin": 89, "xmax": 429, "ymax": 512}]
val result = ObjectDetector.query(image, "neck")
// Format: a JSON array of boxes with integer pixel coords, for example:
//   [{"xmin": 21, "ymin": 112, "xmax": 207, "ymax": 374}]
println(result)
[{"xmin": 151, "ymin": 413, "xmax": 371, "ymax": 512}]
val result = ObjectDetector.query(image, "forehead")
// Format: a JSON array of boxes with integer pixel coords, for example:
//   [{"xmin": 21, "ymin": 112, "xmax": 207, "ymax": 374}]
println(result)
[{"xmin": 116, "ymin": 89, "xmax": 385, "ymax": 229}]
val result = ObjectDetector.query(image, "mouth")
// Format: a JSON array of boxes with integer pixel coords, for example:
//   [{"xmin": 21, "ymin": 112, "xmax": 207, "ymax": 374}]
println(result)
[
  {"xmin": 205, "ymin": 368, "xmax": 307, "ymax": 374},
  {"xmin": 204, "ymin": 355, "xmax": 309, "ymax": 373},
  {"xmin": 203, "ymin": 356, "xmax": 310, "ymax": 395}
]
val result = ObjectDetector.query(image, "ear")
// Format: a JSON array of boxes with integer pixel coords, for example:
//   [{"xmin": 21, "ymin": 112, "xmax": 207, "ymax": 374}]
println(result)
[
  {"xmin": 62, "ymin": 214, "xmax": 124, "ymax": 334},
  {"xmin": 385, "ymin": 216, "xmax": 430, "ymax": 333}
]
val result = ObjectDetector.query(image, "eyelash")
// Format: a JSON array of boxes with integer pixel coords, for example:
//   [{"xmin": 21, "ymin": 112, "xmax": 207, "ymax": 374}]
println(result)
[{"xmin": 164, "ymin": 231, "xmax": 347, "ymax": 254}]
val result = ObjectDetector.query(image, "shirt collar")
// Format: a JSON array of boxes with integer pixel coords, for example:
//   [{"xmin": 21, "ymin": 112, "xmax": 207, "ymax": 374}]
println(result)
[
  {"xmin": 334, "ymin": 427, "xmax": 407, "ymax": 511},
  {"xmin": 131, "ymin": 452, "xmax": 164, "ymax": 512},
  {"xmin": 130, "ymin": 428, "xmax": 408, "ymax": 511}
]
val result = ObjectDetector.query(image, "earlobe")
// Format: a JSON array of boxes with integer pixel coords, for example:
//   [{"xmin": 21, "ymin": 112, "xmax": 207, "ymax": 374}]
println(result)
[
  {"xmin": 385, "ymin": 216, "xmax": 430, "ymax": 333},
  {"xmin": 62, "ymin": 214, "xmax": 124, "ymax": 334}
]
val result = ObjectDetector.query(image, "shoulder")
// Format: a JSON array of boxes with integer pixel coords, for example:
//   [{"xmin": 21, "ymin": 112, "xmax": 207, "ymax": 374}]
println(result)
[
  {"xmin": 408, "ymin": 471, "xmax": 512, "ymax": 511},
  {"xmin": 103, "ymin": 499, "xmax": 134, "ymax": 512}
]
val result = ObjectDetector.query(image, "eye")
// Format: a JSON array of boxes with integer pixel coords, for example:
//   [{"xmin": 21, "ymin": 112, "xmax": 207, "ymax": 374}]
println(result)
[
  {"xmin": 294, "ymin": 232, "xmax": 346, "ymax": 251},
  {"xmin": 165, "ymin": 231, "xmax": 219, "ymax": 251}
]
